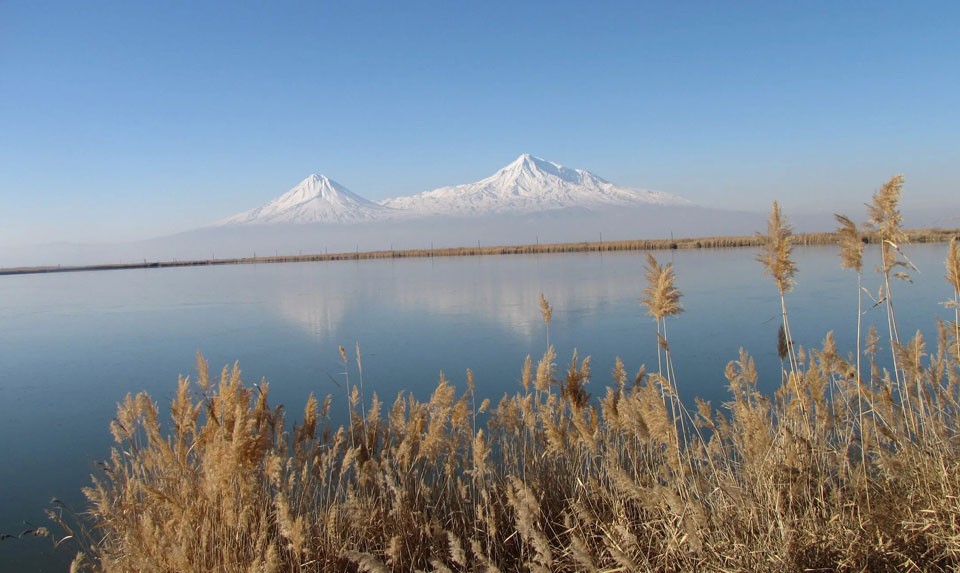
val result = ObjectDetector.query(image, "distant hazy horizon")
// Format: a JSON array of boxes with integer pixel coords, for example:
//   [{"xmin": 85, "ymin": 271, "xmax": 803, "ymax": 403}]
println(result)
[{"xmin": 1, "ymin": 202, "xmax": 955, "ymax": 270}]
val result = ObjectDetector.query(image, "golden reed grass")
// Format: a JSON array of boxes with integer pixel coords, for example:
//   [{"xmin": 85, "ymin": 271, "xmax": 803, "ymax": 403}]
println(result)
[{"xmin": 41, "ymin": 177, "xmax": 960, "ymax": 572}]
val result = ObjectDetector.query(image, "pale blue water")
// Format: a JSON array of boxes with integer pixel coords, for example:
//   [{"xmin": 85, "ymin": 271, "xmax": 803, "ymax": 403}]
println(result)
[{"xmin": 0, "ymin": 244, "xmax": 955, "ymax": 570}]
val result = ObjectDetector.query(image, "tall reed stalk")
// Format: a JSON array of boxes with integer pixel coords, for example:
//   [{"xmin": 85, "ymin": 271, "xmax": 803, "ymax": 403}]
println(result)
[
  {"xmin": 756, "ymin": 201, "xmax": 807, "ymax": 435},
  {"xmin": 865, "ymin": 175, "xmax": 920, "ymax": 436},
  {"xmin": 641, "ymin": 253, "xmax": 686, "ymax": 468},
  {"xmin": 835, "ymin": 212, "xmax": 870, "ymax": 499},
  {"xmin": 947, "ymin": 237, "xmax": 960, "ymax": 362}
]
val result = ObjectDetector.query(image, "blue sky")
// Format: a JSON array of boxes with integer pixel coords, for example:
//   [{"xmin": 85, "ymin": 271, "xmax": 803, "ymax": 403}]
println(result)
[{"xmin": 1, "ymin": 1, "xmax": 958, "ymax": 244}]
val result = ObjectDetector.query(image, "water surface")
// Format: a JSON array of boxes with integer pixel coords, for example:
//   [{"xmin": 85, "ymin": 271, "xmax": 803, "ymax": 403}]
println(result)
[{"xmin": 0, "ymin": 244, "xmax": 955, "ymax": 570}]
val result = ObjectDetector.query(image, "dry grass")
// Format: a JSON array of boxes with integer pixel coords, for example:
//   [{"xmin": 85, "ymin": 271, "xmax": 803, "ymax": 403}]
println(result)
[
  {"xmin": 61, "ymin": 326, "xmax": 960, "ymax": 572},
  {"xmin": 52, "ymin": 181, "xmax": 960, "ymax": 572}
]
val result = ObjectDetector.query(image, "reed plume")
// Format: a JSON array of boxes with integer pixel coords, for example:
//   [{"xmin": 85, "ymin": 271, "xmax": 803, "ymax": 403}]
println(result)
[
  {"xmin": 539, "ymin": 292, "xmax": 552, "ymax": 349},
  {"xmin": 641, "ymin": 253, "xmax": 682, "ymax": 321},
  {"xmin": 835, "ymin": 213, "xmax": 864, "ymax": 273},
  {"xmin": 866, "ymin": 174, "xmax": 907, "ymax": 275},
  {"xmin": 641, "ymin": 253, "xmax": 683, "ymax": 378},
  {"xmin": 538, "ymin": 292, "xmax": 553, "ymax": 324},
  {"xmin": 756, "ymin": 201, "xmax": 797, "ymax": 295}
]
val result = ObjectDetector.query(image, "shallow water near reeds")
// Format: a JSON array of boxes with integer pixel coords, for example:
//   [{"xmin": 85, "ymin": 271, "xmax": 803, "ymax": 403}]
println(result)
[{"xmin": 0, "ymin": 244, "xmax": 955, "ymax": 570}]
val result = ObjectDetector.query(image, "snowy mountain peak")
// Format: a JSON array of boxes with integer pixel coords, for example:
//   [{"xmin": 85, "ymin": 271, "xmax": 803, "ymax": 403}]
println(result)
[
  {"xmin": 217, "ymin": 155, "xmax": 695, "ymax": 226},
  {"xmin": 381, "ymin": 154, "xmax": 691, "ymax": 216},
  {"xmin": 284, "ymin": 174, "xmax": 359, "ymax": 204},
  {"xmin": 218, "ymin": 173, "xmax": 387, "ymax": 225},
  {"xmin": 500, "ymin": 154, "xmax": 590, "ymax": 184}
]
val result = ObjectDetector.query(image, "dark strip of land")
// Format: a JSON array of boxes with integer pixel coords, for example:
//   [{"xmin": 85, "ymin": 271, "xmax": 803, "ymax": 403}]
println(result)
[{"xmin": 2, "ymin": 227, "xmax": 958, "ymax": 276}]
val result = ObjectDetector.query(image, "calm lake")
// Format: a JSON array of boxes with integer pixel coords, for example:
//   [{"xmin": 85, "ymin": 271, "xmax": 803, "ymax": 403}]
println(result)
[{"xmin": 1, "ymin": 244, "xmax": 956, "ymax": 570}]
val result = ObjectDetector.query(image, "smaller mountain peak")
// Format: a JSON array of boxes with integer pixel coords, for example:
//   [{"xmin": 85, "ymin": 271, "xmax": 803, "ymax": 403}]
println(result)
[
  {"xmin": 287, "ymin": 173, "xmax": 345, "ymax": 203},
  {"xmin": 217, "ymin": 172, "xmax": 384, "ymax": 226}
]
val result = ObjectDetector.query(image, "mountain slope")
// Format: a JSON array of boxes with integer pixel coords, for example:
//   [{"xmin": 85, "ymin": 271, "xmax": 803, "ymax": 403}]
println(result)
[
  {"xmin": 219, "ymin": 174, "xmax": 389, "ymax": 225},
  {"xmin": 380, "ymin": 154, "xmax": 692, "ymax": 215},
  {"xmin": 216, "ymin": 155, "xmax": 693, "ymax": 226}
]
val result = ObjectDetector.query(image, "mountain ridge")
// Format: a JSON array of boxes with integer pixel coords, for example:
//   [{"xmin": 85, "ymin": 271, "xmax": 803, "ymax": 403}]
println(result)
[
  {"xmin": 217, "ymin": 155, "xmax": 693, "ymax": 225},
  {"xmin": 382, "ymin": 154, "xmax": 692, "ymax": 216}
]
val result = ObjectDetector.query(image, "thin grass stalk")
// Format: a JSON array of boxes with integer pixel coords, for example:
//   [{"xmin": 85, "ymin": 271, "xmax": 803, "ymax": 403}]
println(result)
[
  {"xmin": 780, "ymin": 293, "xmax": 800, "ymax": 375},
  {"xmin": 656, "ymin": 315, "xmax": 664, "ymax": 382},
  {"xmin": 909, "ymin": 332, "xmax": 929, "ymax": 442},
  {"xmin": 882, "ymin": 252, "xmax": 907, "ymax": 404},
  {"xmin": 947, "ymin": 237, "xmax": 960, "ymax": 362},
  {"xmin": 836, "ymin": 212, "xmax": 869, "ymax": 497},
  {"xmin": 661, "ymin": 318, "xmax": 702, "ymax": 490},
  {"xmin": 855, "ymin": 268, "xmax": 871, "ymax": 507},
  {"xmin": 339, "ymin": 345, "xmax": 356, "ymax": 446},
  {"xmin": 356, "ymin": 343, "xmax": 368, "ymax": 439},
  {"xmin": 660, "ymin": 320, "xmax": 683, "ymax": 476}
]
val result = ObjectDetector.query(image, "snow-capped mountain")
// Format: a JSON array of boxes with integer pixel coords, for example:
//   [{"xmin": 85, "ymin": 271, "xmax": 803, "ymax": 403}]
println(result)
[
  {"xmin": 218, "ymin": 174, "xmax": 388, "ymax": 225},
  {"xmin": 380, "ymin": 154, "xmax": 692, "ymax": 215},
  {"xmin": 217, "ymin": 155, "xmax": 693, "ymax": 226}
]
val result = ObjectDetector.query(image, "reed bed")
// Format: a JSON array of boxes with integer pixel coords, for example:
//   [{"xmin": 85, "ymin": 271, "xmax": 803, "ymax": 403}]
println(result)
[{"xmin": 53, "ymin": 180, "xmax": 960, "ymax": 572}]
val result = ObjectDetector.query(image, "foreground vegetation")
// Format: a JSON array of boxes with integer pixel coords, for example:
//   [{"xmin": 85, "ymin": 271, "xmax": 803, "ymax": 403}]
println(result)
[{"xmin": 56, "ymin": 177, "xmax": 960, "ymax": 571}]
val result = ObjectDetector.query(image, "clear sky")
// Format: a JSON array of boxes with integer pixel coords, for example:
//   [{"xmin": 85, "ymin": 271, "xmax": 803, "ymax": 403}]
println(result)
[{"xmin": 2, "ymin": 1, "xmax": 958, "ymax": 245}]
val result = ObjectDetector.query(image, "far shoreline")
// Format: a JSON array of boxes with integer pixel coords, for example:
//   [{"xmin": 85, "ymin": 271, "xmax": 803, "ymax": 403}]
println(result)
[{"xmin": 2, "ymin": 227, "xmax": 958, "ymax": 277}]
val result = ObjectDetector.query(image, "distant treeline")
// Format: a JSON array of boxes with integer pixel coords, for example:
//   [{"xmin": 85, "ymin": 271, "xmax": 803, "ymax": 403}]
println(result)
[{"xmin": 2, "ymin": 226, "xmax": 958, "ymax": 276}]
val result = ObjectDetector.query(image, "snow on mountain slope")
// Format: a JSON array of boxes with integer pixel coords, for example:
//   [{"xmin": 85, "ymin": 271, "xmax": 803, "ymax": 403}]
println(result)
[
  {"xmin": 219, "ymin": 174, "xmax": 389, "ymax": 225},
  {"xmin": 380, "ymin": 154, "xmax": 692, "ymax": 215},
  {"xmin": 216, "ymin": 155, "xmax": 693, "ymax": 226}
]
